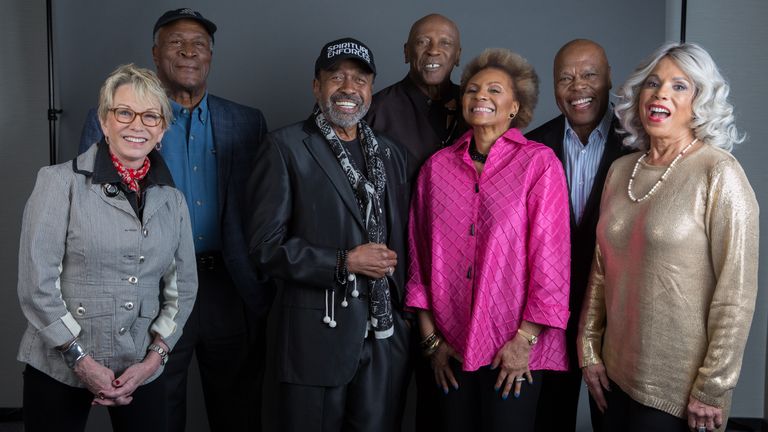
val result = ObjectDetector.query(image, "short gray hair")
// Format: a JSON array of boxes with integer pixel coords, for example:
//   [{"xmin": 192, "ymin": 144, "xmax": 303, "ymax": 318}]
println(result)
[
  {"xmin": 615, "ymin": 41, "xmax": 744, "ymax": 151},
  {"xmin": 97, "ymin": 64, "xmax": 172, "ymax": 129},
  {"xmin": 460, "ymin": 48, "xmax": 539, "ymax": 129}
]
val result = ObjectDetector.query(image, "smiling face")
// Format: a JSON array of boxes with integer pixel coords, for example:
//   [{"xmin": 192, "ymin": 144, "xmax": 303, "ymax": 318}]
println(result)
[
  {"xmin": 462, "ymin": 67, "xmax": 520, "ymax": 135},
  {"xmin": 100, "ymin": 84, "xmax": 165, "ymax": 169},
  {"xmin": 405, "ymin": 14, "xmax": 461, "ymax": 97},
  {"xmin": 152, "ymin": 19, "xmax": 212, "ymax": 98},
  {"xmin": 554, "ymin": 40, "xmax": 612, "ymax": 142},
  {"xmin": 313, "ymin": 59, "xmax": 374, "ymax": 137},
  {"xmin": 638, "ymin": 57, "xmax": 696, "ymax": 143}
]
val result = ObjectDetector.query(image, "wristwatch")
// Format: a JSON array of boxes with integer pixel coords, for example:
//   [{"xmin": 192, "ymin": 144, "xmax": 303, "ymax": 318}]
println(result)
[
  {"xmin": 58, "ymin": 339, "xmax": 87, "ymax": 369},
  {"xmin": 147, "ymin": 343, "xmax": 169, "ymax": 365},
  {"xmin": 517, "ymin": 328, "xmax": 538, "ymax": 346}
]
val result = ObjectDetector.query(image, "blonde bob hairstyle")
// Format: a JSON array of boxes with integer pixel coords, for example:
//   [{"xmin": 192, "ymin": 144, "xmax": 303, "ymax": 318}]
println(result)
[
  {"xmin": 615, "ymin": 41, "xmax": 744, "ymax": 151},
  {"xmin": 460, "ymin": 48, "xmax": 539, "ymax": 129},
  {"xmin": 97, "ymin": 63, "xmax": 172, "ymax": 129}
]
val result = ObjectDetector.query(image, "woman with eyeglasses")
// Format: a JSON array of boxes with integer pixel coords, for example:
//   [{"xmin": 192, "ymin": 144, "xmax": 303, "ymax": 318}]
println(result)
[{"xmin": 17, "ymin": 63, "xmax": 197, "ymax": 431}]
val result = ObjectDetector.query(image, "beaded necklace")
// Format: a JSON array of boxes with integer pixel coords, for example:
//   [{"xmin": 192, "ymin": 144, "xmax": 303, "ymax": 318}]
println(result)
[
  {"xmin": 468, "ymin": 139, "xmax": 488, "ymax": 163},
  {"xmin": 627, "ymin": 138, "xmax": 698, "ymax": 203}
]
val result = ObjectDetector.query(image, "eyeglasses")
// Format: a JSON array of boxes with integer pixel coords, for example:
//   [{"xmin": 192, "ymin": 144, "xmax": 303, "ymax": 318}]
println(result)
[{"xmin": 108, "ymin": 107, "xmax": 164, "ymax": 127}]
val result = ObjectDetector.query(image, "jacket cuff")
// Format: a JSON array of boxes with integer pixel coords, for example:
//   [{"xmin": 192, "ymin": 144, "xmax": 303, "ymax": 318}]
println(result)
[
  {"xmin": 523, "ymin": 302, "xmax": 570, "ymax": 330},
  {"xmin": 691, "ymin": 385, "xmax": 726, "ymax": 408},
  {"xmin": 151, "ymin": 316, "xmax": 179, "ymax": 349},
  {"xmin": 38, "ymin": 313, "xmax": 82, "ymax": 348},
  {"xmin": 404, "ymin": 283, "xmax": 429, "ymax": 310}
]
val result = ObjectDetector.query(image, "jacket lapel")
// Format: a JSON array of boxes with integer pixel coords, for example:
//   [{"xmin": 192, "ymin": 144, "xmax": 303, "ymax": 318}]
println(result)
[
  {"xmin": 580, "ymin": 118, "xmax": 625, "ymax": 227},
  {"xmin": 302, "ymin": 126, "xmax": 365, "ymax": 230},
  {"xmin": 91, "ymin": 183, "xmax": 137, "ymax": 219},
  {"xmin": 209, "ymin": 96, "xmax": 232, "ymax": 220},
  {"xmin": 141, "ymin": 187, "xmax": 173, "ymax": 225},
  {"xmin": 549, "ymin": 117, "xmax": 579, "ymax": 227}
]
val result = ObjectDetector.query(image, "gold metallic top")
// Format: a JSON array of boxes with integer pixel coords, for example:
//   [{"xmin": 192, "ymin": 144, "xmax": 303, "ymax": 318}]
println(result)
[{"xmin": 578, "ymin": 144, "xmax": 759, "ymax": 420}]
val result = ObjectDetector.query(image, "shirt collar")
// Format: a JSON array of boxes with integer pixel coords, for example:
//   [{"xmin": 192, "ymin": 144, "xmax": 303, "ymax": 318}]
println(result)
[
  {"xmin": 91, "ymin": 139, "xmax": 175, "ymax": 187},
  {"xmin": 564, "ymin": 104, "xmax": 614, "ymax": 143},
  {"xmin": 403, "ymin": 74, "xmax": 460, "ymax": 106},
  {"xmin": 170, "ymin": 92, "xmax": 210, "ymax": 124},
  {"xmin": 453, "ymin": 127, "xmax": 527, "ymax": 154}
]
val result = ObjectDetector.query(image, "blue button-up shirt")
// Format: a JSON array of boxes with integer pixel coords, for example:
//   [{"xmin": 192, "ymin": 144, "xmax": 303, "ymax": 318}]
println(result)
[
  {"xmin": 563, "ymin": 106, "xmax": 613, "ymax": 224},
  {"xmin": 161, "ymin": 95, "xmax": 220, "ymax": 253}
]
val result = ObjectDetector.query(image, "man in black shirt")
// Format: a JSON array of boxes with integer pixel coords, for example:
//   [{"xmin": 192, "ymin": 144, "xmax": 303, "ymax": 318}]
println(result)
[
  {"xmin": 366, "ymin": 14, "xmax": 465, "ymax": 182},
  {"xmin": 366, "ymin": 14, "xmax": 465, "ymax": 431}
]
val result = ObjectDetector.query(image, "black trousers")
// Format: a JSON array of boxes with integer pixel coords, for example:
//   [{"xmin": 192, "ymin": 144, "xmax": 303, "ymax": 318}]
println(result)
[
  {"xmin": 534, "ymin": 368, "xmax": 604, "ymax": 431},
  {"xmin": 23, "ymin": 364, "xmax": 166, "ymax": 432},
  {"xmin": 534, "ymin": 314, "xmax": 603, "ymax": 432},
  {"xmin": 602, "ymin": 380, "xmax": 688, "ymax": 432},
  {"xmin": 411, "ymin": 327, "xmax": 441, "ymax": 432},
  {"xmin": 437, "ymin": 361, "xmax": 543, "ymax": 432},
  {"xmin": 277, "ymin": 312, "xmax": 409, "ymax": 432},
  {"xmin": 164, "ymin": 256, "xmax": 262, "ymax": 432}
]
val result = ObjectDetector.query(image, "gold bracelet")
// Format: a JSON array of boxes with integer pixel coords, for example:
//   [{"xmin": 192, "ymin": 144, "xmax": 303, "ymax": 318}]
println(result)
[
  {"xmin": 420, "ymin": 332, "xmax": 438, "ymax": 350},
  {"xmin": 517, "ymin": 328, "xmax": 539, "ymax": 346},
  {"xmin": 423, "ymin": 336, "xmax": 441, "ymax": 357}
]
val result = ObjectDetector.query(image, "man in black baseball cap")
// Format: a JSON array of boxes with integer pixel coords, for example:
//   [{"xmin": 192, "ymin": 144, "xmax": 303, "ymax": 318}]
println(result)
[
  {"xmin": 314, "ymin": 37, "xmax": 376, "ymax": 76},
  {"xmin": 78, "ymin": 8, "xmax": 273, "ymax": 432},
  {"xmin": 153, "ymin": 8, "xmax": 217, "ymax": 42},
  {"xmin": 246, "ymin": 37, "xmax": 410, "ymax": 432}
]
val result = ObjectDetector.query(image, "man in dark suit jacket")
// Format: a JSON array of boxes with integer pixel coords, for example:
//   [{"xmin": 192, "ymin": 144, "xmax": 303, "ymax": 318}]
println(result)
[
  {"xmin": 247, "ymin": 38, "xmax": 409, "ymax": 432},
  {"xmin": 527, "ymin": 39, "xmax": 629, "ymax": 432},
  {"xmin": 78, "ymin": 9, "xmax": 273, "ymax": 431}
]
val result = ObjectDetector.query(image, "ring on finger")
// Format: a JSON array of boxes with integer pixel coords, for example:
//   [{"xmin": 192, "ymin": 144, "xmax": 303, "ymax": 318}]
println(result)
[
  {"xmin": 515, "ymin": 377, "xmax": 526, "ymax": 382},
  {"xmin": 386, "ymin": 266, "xmax": 394, "ymax": 276},
  {"xmin": 697, "ymin": 426, "xmax": 707, "ymax": 432}
]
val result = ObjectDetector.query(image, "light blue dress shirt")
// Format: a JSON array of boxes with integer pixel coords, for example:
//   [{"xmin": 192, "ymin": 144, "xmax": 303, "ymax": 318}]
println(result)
[
  {"xmin": 161, "ymin": 94, "xmax": 220, "ymax": 253},
  {"xmin": 563, "ymin": 106, "xmax": 613, "ymax": 224}
]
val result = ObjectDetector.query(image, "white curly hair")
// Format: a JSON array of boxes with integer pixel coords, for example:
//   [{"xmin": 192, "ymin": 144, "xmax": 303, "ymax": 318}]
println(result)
[{"xmin": 615, "ymin": 41, "xmax": 744, "ymax": 151}]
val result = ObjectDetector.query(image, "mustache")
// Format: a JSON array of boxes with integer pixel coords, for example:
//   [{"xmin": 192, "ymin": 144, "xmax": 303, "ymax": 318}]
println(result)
[{"xmin": 330, "ymin": 92, "xmax": 363, "ymax": 105}]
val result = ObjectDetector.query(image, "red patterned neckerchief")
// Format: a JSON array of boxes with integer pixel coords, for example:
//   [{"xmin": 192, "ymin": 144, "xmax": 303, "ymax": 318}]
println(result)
[{"xmin": 109, "ymin": 151, "xmax": 151, "ymax": 192}]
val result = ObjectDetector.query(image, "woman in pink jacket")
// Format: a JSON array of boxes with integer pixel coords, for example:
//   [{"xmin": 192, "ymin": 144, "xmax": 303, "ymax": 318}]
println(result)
[{"xmin": 406, "ymin": 48, "xmax": 571, "ymax": 432}]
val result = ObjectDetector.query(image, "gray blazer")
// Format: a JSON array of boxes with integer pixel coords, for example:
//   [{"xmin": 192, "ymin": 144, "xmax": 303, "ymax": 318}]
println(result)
[{"xmin": 17, "ymin": 144, "xmax": 198, "ymax": 387}]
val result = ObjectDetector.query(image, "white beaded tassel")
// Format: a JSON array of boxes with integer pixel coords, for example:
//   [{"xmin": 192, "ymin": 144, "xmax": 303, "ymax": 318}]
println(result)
[
  {"xmin": 328, "ymin": 290, "xmax": 337, "ymax": 328},
  {"xmin": 323, "ymin": 289, "xmax": 331, "ymax": 324},
  {"xmin": 348, "ymin": 273, "xmax": 359, "ymax": 298}
]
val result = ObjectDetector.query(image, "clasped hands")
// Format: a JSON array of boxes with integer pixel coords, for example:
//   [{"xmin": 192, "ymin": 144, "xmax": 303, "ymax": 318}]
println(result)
[
  {"xmin": 431, "ymin": 334, "xmax": 533, "ymax": 400},
  {"xmin": 74, "ymin": 343, "xmax": 166, "ymax": 406}
]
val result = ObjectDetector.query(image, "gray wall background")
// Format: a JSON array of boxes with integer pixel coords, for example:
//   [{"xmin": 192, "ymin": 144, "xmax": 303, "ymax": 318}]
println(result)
[
  {"xmin": 1, "ymin": 0, "xmax": 764, "ymax": 431},
  {"xmin": 51, "ymin": 0, "xmax": 668, "ymax": 159},
  {"xmin": 682, "ymin": 0, "xmax": 768, "ymax": 421}
]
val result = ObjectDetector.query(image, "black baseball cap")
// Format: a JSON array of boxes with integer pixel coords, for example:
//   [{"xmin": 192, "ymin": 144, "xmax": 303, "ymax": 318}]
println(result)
[
  {"xmin": 315, "ymin": 37, "xmax": 376, "ymax": 76},
  {"xmin": 153, "ymin": 8, "xmax": 217, "ymax": 42}
]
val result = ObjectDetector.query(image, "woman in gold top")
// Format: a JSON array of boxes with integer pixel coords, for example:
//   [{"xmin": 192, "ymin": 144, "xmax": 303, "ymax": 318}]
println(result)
[{"xmin": 577, "ymin": 42, "xmax": 758, "ymax": 432}]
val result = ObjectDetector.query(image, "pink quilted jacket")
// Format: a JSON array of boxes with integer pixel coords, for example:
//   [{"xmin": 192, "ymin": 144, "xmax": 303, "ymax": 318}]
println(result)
[{"xmin": 406, "ymin": 128, "xmax": 571, "ymax": 371}]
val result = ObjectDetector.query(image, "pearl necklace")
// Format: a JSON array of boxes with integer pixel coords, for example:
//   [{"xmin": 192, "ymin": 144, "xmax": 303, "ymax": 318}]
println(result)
[{"xmin": 627, "ymin": 138, "xmax": 698, "ymax": 203}]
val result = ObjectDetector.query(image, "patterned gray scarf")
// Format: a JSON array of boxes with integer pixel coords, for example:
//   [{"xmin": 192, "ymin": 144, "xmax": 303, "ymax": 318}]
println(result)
[{"xmin": 314, "ymin": 108, "xmax": 394, "ymax": 339}]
